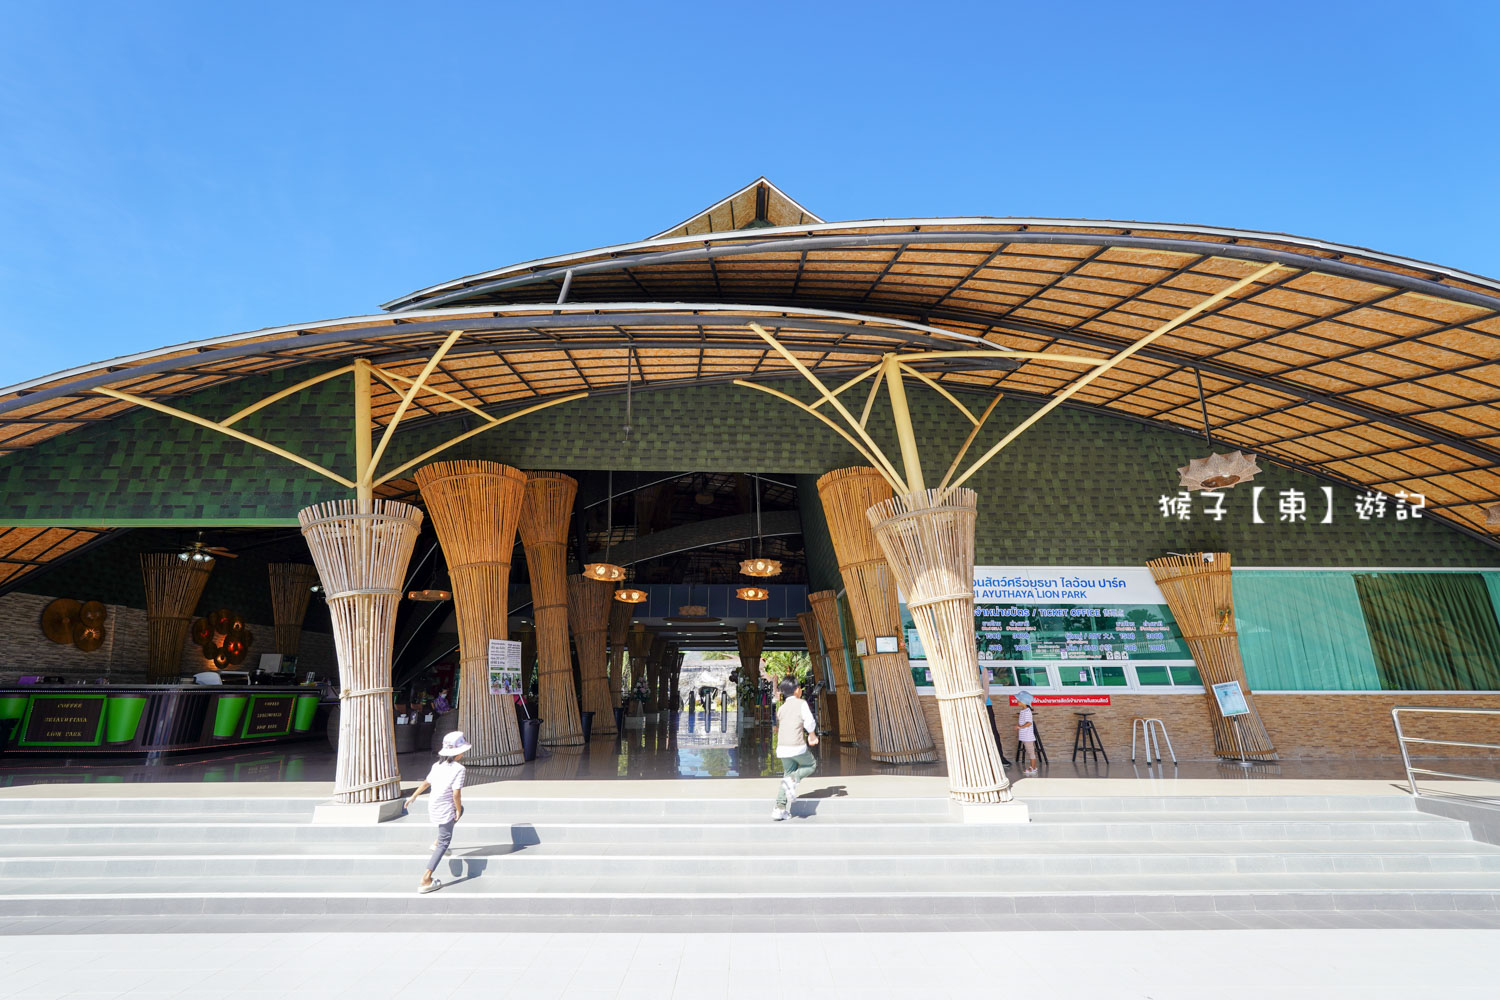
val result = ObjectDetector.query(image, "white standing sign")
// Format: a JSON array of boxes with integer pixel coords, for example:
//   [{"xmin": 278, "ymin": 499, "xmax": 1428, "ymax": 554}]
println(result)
[{"xmin": 487, "ymin": 639, "xmax": 522, "ymax": 697}]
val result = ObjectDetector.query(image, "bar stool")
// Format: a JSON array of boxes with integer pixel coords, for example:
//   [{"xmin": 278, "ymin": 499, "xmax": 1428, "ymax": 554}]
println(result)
[
  {"xmin": 1130, "ymin": 717, "xmax": 1177, "ymax": 764},
  {"xmin": 1015, "ymin": 720, "xmax": 1048, "ymax": 767},
  {"xmin": 1071, "ymin": 711, "xmax": 1108, "ymax": 763}
]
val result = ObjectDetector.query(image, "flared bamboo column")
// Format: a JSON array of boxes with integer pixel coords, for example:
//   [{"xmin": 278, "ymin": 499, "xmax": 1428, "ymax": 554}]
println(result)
[
  {"xmin": 415, "ymin": 460, "xmax": 529, "ymax": 766},
  {"xmin": 516, "ymin": 624, "xmax": 537, "ymax": 698},
  {"xmin": 809, "ymin": 590, "xmax": 857, "ymax": 744},
  {"xmin": 519, "ymin": 471, "xmax": 584, "ymax": 747},
  {"xmin": 1147, "ymin": 553, "xmax": 1277, "ymax": 760},
  {"xmin": 141, "ymin": 553, "xmax": 215, "ymax": 681},
  {"xmin": 568, "ymin": 574, "xmax": 617, "ymax": 736},
  {"xmin": 645, "ymin": 633, "xmax": 668, "ymax": 720},
  {"xmin": 626, "ymin": 624, "xmax": 653, "ymax": 717},
  {"xmin": 817, "ymin": 467, "xmax": 936, "ymax": 763},
  {"xmin": 737, "ymin": 623, "xmax": 766, "ymax": 725},
  {"xmin": 797, "ymin": 611, "xmax": 836, "ymax": 738},
  {"xmin": 608, "ymin": 598, "xmax": 632, "ymax": 710},
  {"xmin": 299, "ymin": 499, "xmax": 423, "ymax": 804},
  {"xmin": 268, "ymin": 562, "xmax": 320, "ymax": 657},
  {"xmin": 662, "ymin": 643, "xmax": 681, "ymax": 714},
  {"xmin": 870, "ymin": 488, "xmax": 1011, "ymax": 803}
]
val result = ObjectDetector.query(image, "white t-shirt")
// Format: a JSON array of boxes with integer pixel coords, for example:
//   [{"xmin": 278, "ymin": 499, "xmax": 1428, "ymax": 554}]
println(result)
[
  {"xmin": 424, "ymin": 759, "xmax": 466, "ymax": 824},
  {"xmin": 1017, "ymin": 706, "xmax": 1035, "ymax": 742}
]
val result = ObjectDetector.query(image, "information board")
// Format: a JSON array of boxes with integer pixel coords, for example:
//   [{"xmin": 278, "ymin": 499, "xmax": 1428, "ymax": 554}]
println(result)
[
  {"xmin": 20, "ymin": 694, "xmax": 106, "ymax": 746},
  {"xmin": 240, "ymin": 695, "xmax": 297, "ymax": 737},
  {"xmin": 487, "ymin": 639, "xmax": 522, "ymax": 696},
  {"xmin": 1211, "ymin": 680, "xmax": 1250, "ymax": 717},
  {"xmin": 903, "ymin": 566, "xmax": 1192, "ymax": 687}
]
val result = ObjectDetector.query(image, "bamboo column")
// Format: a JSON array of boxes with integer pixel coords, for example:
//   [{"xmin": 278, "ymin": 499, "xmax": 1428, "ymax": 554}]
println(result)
[
  {"xmin": 415, "ymin": 460, "xmax": 529, "ymax": 767},
  {"xmin": 660, "ymin": 642, "xmax": 680, "ymax": 714},
  {"xmin": 608, "ymin": 597, "xmax": 632, "ymax": 712},
  {"xmin": 809, "ymin": 590, "xmax": 857, "ymax": 744},
  {"xmin": 737, "ymin": 623, "xmax": 765, "ymax": 724},
  {"xmin": 299, "ymin": 498, "xmax": 423, "ymax": 804},
  {"xmin": 268, "ymin": 563, "xmax": 320, "ymax": 657},
  {"xmin": 797, "ymin": 610, "xmax": 837, "ymax": 739},
  {"xmin": 568, "ymin": 574, "xmax": 617, "ymax": 736},
  {"xmin": 626, "ymin": 624, "xmax": 653, "ymax": 723},
  {"xmin": 1147, "ymin": 553, "xmax": 1277, "ymax": 760},
  {"xmin": 645, "ymin": 633, "xmax": 668, "ymax": 721},
  {"xmin": 869, "ymin": 488, "xmax": 1011, "ymax": 802},
  {"xmin": 141, "ymin": 553, "xmax": 215, "ymax": 681},
  {"xmin": 817, "ymin": 467, "xmax": 936, "ymax": 764},
  {"xmin": 519, "ymin": 471, "xmax": 584, "ymax": 747}
]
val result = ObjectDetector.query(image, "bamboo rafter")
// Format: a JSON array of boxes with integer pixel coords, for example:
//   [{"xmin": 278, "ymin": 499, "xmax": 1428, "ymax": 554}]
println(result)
[
  {"xmin": 415, "ymin": 460, "xmax": 529, "ymax": 766},
  {"xmin": 93, "ymin": 343, "xmax": 588, "ymax": 504},
  {"xmin": 519, "ymin": 471, "xmax": 584, "ymax": 747},
  {"xmin": 268, "ymin": 562, "xmax": 320, "ymax": 657},
  {"xmin": 808, "ymin": 590, "xmax": 857, "ymax": 744},
  {"xmin": 736, "ymin": 261, "xmax": 1282, "ymax": 504}
]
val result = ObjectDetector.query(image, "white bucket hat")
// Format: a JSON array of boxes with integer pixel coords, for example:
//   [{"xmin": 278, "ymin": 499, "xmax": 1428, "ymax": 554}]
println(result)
[{"xmin": 438, "ymin": 731, "xmax": 472, "ymax": 756}]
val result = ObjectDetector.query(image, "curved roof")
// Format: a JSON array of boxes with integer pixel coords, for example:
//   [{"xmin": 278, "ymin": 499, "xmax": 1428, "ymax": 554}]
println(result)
[{"xmin": 2, "ymin": 186, "xmax": 1498, "ymax": 559}]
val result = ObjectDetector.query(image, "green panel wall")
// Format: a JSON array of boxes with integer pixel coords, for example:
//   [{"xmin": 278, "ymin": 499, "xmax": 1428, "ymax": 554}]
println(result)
[{"xmin": 0, "ymin": 371, "xmax": 1494, "ymax": 569}]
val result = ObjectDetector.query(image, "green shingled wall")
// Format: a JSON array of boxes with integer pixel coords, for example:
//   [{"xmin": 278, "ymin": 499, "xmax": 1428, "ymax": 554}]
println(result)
[{"xmin": 0, "ymin": 373, "xmax": 1493, "ymax": 568}]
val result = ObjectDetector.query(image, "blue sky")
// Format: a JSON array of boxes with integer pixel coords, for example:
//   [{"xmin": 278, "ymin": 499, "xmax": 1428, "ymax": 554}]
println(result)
[{"xmin": 2, "ymin": 1, "xmax": 1497, "ymax": 384}]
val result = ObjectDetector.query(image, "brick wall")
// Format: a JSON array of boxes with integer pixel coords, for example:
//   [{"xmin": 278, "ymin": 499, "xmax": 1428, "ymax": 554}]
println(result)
[{"xmin": 0, "ymin": 591, "xmax": 334, "ymax": 684}]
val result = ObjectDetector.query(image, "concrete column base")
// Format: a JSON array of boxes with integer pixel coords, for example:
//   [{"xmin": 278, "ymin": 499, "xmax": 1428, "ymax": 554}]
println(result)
[
  {"xmin": 312, "ymin": 798, "xmax": 408, "ymax": 825},
  {"xmin": 949, "ymin": 799, "xmax": 1030, "ymax": 825}
]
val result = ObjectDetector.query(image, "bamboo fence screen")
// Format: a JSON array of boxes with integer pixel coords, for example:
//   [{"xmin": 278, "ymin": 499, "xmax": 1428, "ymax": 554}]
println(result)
[
  {"xmin": 870, "ymin": 488, "xmax": 1011, "ymax": 802},
  {"xmin": 607, "ymin": 597, "xmax": 632, "ymax": 709},
  {"xmin": 568, "ymin": 574, "xmax": 617, "ymax": 736},
  {"xmin": 298, "ymin": 498, "xmax": 423, "ymax": 804},
  {"xmin": 809, "ymin": 590, "xmax": 857, "ymax": 743},
  {"xmin": 140, "ymin": 553, "xmax": 214, "ymax": 681},
  {"xmin": 1147, "ymin": 552, "xmax": 1277, "ymax": 760},
  {"xmin": 519, "ymin": 471, "xmax": 584, "ymax": 747},
  {"xmin": 268, "ymin": 562, "xmax": 320, "ymax": 657},
  {"xmin": 817, "ymin": 467, "xmax": 936, "ymax": 763},
  {"xmin": 414, "ymin": 460, "xmax": 529, "ymax": 766}
]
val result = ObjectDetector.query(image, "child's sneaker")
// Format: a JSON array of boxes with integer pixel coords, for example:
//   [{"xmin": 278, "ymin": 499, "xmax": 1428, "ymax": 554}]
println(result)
[
  {"xmin": 781, "ymin": 776, "xmax": 797, "ymax": 806},
  {"xmin": 770, "ymin": 807, "xmax": 789, "ymax": 821}
]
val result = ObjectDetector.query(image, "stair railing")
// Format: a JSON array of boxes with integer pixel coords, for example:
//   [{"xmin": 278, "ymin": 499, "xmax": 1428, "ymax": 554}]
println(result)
[{"xmin": 1391, "ymin": 706, "xmax": 1500, "ymax": 802}]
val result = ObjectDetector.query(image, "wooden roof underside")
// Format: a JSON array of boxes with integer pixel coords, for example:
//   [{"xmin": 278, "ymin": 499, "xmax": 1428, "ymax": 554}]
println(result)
[{"xmin": 3, "ymin": 221, "xmax": 1499, "ymax": 593}]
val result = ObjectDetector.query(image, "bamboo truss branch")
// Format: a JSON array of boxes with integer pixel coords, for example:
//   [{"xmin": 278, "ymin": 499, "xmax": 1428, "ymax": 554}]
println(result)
[
  {"xmin": 941, "ymin": 261, "xmax": 1283, "ymax": 499},
  {"xmin": 732, "ymin": 381, "xmax": 904, "ymax": 492},
  {"xmin": 366, "ymin": 330, "xmax": 463, "ymax": 479},
  {"xmin": 937, "ymin": 393, "xmax": 1004, "ymax": 493},
  {"xmin": 221, "ymin": 365, "xmax": 356, "ymax": 427},
  {"xmin": 373, "ymin": 393, "xmax": 588, "ymax": 486}
]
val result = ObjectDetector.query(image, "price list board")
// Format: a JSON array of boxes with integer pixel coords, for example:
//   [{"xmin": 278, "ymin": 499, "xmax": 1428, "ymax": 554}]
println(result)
[{"xmin": 974, "ymin": 603, "xmax": 1189, "ymax": 661}]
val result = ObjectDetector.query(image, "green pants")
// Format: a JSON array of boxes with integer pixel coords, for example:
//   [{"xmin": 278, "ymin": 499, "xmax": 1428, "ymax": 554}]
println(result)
[{"xmin": 777, "ymin": 750, "xmax": 817, "ymax": 807}]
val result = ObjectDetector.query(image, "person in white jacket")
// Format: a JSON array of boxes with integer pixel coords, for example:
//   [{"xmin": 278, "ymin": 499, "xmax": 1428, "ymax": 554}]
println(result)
[{"xmin": 771, "ymin": 677, "xmax": 819, "ymax": 821}]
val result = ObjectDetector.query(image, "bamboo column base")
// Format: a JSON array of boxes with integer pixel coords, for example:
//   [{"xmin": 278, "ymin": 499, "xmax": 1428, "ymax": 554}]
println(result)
[
  {"xmin": 869, "ymin": 488, "xmax": 1010, "ymax": 802},
  {"xmin": 861, "ymin": 650, "xmax": 938, "ymax": 763}
]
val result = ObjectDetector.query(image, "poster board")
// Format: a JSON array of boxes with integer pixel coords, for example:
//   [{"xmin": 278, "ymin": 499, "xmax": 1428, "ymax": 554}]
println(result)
[
  {"xmin": 1211, "ymin": 680, "xmax": 1250, "ymax": 717},
  {"xmin": 487, "ymin": 639, "xmax": 522, "ymax": 697}
]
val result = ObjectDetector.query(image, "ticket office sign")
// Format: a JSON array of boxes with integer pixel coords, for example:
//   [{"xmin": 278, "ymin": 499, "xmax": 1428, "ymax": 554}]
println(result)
[
  {"xmin": 240, "ymin": 695, "xmax": 297, "ymax": 738},
  {"xmin": 20, "ymin": 694, "xmax": 107, "ymax": 746},
  {"xmin": 903, "ymin": 566, "xmax": 1192, "ymax": 688}
]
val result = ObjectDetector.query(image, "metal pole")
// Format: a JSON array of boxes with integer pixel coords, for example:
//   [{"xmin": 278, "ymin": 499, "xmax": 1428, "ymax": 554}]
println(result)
[{"xmin": 354, "ymin": 358, "xmax": 373, "ymax": 509}]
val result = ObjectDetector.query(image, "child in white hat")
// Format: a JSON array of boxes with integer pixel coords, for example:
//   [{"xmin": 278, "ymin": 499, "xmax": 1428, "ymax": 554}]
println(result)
[
  {"xmin": 1016, "ymin": 691, "xmax": 1039, "ymax": 776},
  {"xmin": 405, "ymin": 730, "xmax": 471, "ymax": 893}
]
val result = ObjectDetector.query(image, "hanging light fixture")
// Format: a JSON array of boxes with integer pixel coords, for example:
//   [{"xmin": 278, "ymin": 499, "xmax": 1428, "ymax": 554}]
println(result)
[
  {"xmin": 583, "ymin": 470, "xmax": 627, "ymax": 582},
  {"xmin": 1177, "ymin": 370, "xmax": 1261, "ymax": 491},
  {"xmin": 615, "ymin": 587, "xmax": 647, "ymax": 604},
  {"xmin": 739, "ymin": 472, "xmax": 782, "ymax": 578},
  {"xmin": 736, "ymin": 586, "xmax": 770, "ymax": 602}
]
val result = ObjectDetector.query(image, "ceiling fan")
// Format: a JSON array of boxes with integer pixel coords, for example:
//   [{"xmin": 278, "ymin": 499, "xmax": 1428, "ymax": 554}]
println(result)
[{"xmin": 178, "ymin": 531, "xmax": 238, "ymax": 563}]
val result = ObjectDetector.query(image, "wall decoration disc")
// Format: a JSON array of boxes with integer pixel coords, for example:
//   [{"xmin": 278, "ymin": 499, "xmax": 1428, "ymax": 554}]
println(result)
[{"xmin": 40, "ymin": 598, "xmax": 81, "ymax": 644}]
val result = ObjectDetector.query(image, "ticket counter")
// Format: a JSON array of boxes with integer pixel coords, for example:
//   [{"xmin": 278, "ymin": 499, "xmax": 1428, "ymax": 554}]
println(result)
[{"xmin": 0, "ymin": 684, "xmax": 326, "ymax": 755}]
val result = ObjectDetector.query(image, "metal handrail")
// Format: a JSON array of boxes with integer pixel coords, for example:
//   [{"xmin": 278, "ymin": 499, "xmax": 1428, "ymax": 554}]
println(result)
[{"xmin": 1391, "ymin": 706, "xmax": 1500, "ymax": 801}]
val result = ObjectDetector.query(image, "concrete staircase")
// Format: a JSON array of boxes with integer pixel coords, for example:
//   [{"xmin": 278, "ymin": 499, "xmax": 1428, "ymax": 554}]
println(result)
[{"xmin": 3, "ymin": 792, "xmax": 1498, "ymax": 922}]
